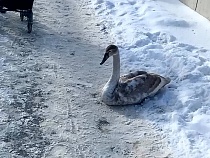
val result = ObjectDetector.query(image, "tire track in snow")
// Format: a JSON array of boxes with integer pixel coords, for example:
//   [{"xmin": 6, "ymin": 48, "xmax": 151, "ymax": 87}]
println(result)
[{"xmin": 0, "ymin": 38, "xmax": 50, "ymax": 157}]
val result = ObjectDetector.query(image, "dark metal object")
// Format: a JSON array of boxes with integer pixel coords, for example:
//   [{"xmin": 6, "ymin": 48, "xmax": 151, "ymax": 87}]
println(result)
[{"xmin": 0, "ymin": 0, "xmax": 34, "ymax": 33}]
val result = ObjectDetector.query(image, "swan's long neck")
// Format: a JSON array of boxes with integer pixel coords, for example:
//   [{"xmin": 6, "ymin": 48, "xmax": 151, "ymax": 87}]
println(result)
[
  {"xmin": 102, "ymin": 51, "xmax": 120, "ymax": 104},
  {"xmin": 110, "ymin": 53, "xmax": 120, "ymax": 83},
  {"xmin": 103, "ymin": 52, "xmax": 120, "ymax": 95}
]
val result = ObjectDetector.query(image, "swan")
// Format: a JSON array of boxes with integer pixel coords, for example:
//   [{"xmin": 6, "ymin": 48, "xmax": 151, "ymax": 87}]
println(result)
[{"xmin": 100, "ymin": 45, "xmax": 171, "ymax": 105}]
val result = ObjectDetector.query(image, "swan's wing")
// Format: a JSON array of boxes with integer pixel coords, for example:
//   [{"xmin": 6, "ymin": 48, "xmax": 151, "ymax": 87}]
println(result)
[
  {"xmin": 120, "ymin": 71, "xmax": 148, "ymax": 82},
  {"xmin": 118, "ymin": 73, "xmax": 169, "ymax": 97}
]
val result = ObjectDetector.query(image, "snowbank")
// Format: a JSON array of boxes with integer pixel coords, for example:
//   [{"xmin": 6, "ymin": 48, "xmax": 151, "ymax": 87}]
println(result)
[{"xmin": 89, "ymin": 0, "xmax": 210, "ymax": 157}]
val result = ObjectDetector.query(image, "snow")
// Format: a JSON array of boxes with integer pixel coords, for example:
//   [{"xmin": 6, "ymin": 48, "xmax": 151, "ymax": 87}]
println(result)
[
  {"xmin": 90, "ymin": 0, "xmax": 210, "ymax": 157},
  {"xmin": 2, "ymin": 0, "xmax": 171, "ymax": 157},
  {"xmin": 1, "ymin": 0, "xmax": 210, "ymax": 157}
]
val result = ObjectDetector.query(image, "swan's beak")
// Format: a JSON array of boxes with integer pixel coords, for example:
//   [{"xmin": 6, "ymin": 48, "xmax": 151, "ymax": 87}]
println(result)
[{"xmin": 100, "ymin": 53, "xmax": 109, "ymax": 65}]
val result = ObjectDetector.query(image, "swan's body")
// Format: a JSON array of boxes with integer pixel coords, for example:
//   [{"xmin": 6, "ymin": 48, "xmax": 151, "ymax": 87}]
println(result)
[{"xmin": 100, "ymin": 45, "xmax": 170, "ymax": 106}]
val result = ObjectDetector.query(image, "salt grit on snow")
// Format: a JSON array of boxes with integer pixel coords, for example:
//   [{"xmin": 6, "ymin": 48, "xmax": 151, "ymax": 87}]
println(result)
[{"xmin": 89, "ymin": 0, "xmax": 210, "ymax": 157}]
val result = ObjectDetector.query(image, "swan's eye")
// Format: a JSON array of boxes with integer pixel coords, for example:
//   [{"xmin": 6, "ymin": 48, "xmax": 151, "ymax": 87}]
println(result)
[
  {"xmin": 106, "ymin": 50, "xmax": 111, "ymax": 55},
  {"xmin": 105, "ymin": 52, "xmax": 109, "ymax": 57}
]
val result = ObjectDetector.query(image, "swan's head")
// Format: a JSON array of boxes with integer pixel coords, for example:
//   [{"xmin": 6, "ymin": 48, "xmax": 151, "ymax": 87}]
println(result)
[{"xmin": 100, "ymin": 45, "xmax": 119, "ymax": 65}]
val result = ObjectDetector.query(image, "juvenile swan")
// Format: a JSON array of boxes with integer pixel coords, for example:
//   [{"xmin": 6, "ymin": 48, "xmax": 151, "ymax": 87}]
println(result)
[{"xmin": 100, "ymin": 45, "xmax": 170, "ymax": 105}]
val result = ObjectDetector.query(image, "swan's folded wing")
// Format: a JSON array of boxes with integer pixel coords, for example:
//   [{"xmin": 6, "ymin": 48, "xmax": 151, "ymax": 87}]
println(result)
[
  {"xmin": 118, "ymin": 74, "xmax": 162, "ymax": 96},
  {"xmin": 120, "ymin": 71, "xmax": 148, "ymax": 82}
]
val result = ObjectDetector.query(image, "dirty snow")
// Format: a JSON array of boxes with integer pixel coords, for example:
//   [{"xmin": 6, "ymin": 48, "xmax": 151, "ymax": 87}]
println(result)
[
  {"xmin": 0, "ymin": 0, "xmax": 172, "ymax": 157},
  {"xmin": 90, "ymin": 0, "xmax": 210, "ymax": 157}
]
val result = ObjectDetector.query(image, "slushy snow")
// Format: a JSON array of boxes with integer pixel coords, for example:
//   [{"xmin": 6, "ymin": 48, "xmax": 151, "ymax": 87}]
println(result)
[{"xmin": 90, "ymin": 0, "xmax": 210, "ymax": 157}]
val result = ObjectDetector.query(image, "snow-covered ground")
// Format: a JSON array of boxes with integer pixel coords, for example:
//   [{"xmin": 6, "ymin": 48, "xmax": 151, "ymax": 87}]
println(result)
[
  {"xmin": 0, "ymin": 0, "xmax": 171, "ymax": 157},
  {"xmin": 1, "ymin": 0, "xmax": 210, "ymax": 157},
  {"xmin": 90, "ymin": 0, "xmax": 210, "ymax": 157}
]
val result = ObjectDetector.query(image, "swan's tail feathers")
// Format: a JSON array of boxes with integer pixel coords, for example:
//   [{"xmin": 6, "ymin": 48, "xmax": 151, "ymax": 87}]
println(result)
[
  {"xmin": 159, "ymin": 76, "xmax": 171, "ymax": 88},
  {"xmin": 164, "ymin": 77, "xmax": 171, "ymax": 85}
]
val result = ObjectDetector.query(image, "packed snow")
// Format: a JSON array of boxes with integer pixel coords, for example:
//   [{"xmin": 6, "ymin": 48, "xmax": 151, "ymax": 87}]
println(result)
[
  {"xmin": 1, "ymin": 0, "xmax": 171, "ymax": 157},
  {"xmin": 90, "ymin": 0, "xmax": 210, "ymax": 157}
]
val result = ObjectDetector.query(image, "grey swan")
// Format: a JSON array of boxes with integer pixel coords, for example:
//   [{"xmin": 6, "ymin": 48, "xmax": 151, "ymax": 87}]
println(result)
[{"xmin": 100, "ymin": 45, "xmax": 171, "ymax": 105}]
